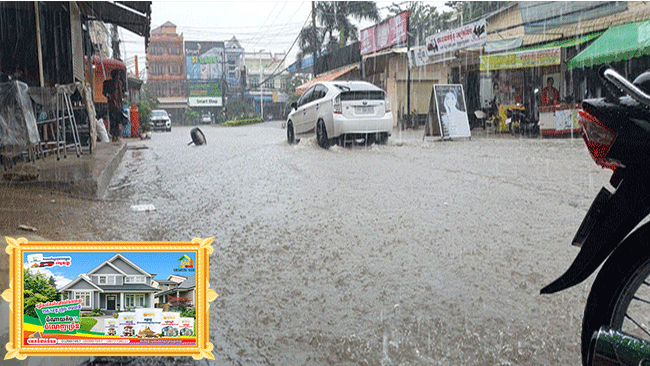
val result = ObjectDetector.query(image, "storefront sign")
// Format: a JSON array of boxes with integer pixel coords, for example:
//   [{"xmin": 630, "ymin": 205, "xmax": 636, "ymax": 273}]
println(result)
[
  {"xmin": 426, "ymin": 19, "xmax": 486, "ymax": 56},
  {"xmin": 189, "ymin": 97, "xmax": 223, "ymax": 107},
  {"xmin": 429, "ymin": 84, "xmax": 471, "ymax": 139},
  {"xmin": 2, "ymin": 237, "xmax": 218, "ymax": 360},
  {"xmin": 480, "ymin": 47, "xmax": 561, "ymax": 71},
  {"xmin": 360, "ymin": 11, "xmax": 409, "ymax": 56}
]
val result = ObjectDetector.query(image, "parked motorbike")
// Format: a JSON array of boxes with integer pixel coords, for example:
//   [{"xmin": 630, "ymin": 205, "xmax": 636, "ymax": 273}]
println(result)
[
  {"xmin": 505, "ymin": 107, "xmax": 539, "ymax": 137},
  {"xmin": 541, "ymin": 66, "xmax": 650, "ymax": 365}
]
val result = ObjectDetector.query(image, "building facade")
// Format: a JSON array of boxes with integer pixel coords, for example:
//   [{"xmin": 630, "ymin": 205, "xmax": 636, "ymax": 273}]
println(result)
[{"xmin": 147, "ymin": 21, "xmax": 187, "ymax": 124}]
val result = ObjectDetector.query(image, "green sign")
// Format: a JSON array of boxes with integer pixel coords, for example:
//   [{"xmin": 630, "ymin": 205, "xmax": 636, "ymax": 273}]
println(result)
[
  {"xmin": 189, "ymin": 83, "xmax": 222, "ymax": 97},
  {"xmin": 34, "ymin": 299, "xmax": 82, "ymax": 335},
  {"xmin": 480, "ymin": 47, "xmax": 561, "ymax": 71}
]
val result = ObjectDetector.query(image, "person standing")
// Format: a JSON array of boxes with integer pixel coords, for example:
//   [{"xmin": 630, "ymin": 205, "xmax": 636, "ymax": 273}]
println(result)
[
  {"xmin": 541, "ymin": 77, "xmax": 560, "ymax": 107},
  {"xmin": 103, "ymin": 69, "xmax": 126, "ymax": 142}
]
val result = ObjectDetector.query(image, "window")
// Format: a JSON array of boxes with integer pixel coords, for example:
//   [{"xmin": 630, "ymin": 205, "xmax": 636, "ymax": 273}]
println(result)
[
  {"xmin": 74, "ymin": 291, "xmax": 91, "ymax": 307},
  {"xmin": 99, "ymin": 275, "xmax": 115, "ymax": 285},
  {"xmin": 125, "ymin": 294, "xmax": 146, "ymax": 308},
  {"xmin": 99, "ymin": 276, "xmax": 106, "ymax": 284},
  {"xmin": 249, "ymin": 76, "xmax": 259, "ymax": 88},
  {"xmin": 125, "ymin": 276, "xmax": 146, "ymax": 284}
]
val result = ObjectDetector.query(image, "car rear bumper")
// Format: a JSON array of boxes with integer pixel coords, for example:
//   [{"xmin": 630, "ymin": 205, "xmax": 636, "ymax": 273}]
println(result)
[{"xmin": 332, "ymin": 114, "xmax": 393, "ymax": 137}]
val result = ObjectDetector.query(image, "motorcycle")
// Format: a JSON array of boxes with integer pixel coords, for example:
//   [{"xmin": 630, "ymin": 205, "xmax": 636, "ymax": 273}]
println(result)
[
  {"xmin": 541, "ymin": 66, "xmax": 650, "ymax": 365},
  {"xmin": 505, "ymin": 107, "xmax": 539, "ymax": 137}
]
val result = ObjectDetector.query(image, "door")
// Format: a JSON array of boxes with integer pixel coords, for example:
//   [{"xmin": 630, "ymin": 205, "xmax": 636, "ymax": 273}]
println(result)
[
  {"xmin": 294, "ymin": 86, "xmax": 314, "ymax": 134},
  {"xmin": 304, "ymin": 84, "xmax": 328, "ymax": 133},
  {"xmin": 107, "ymin": 295, "xmax": 116, "ymax": 311}
]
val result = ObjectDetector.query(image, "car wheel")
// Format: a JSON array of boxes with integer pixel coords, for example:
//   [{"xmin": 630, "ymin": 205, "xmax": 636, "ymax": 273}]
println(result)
[
  {"xmin": 377, "ymin": 132, "xmax": 389, "ymax": 145},
  {"xmin": 316, "ymin": 120, "xmax": 330, "ymax": 149},
  {"xmin": 287, "ymin": 121, "xmax": 295, "ymax": 144}
]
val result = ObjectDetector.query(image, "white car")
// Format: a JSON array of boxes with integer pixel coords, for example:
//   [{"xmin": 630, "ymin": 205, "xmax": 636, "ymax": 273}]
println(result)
[
  {"xmin": 150, "ymin": 109, "xmax": 172, "ymax": 132},
  {"xmin": 287, "ymin": 81, "xmax": 393, "ymax": 148}
]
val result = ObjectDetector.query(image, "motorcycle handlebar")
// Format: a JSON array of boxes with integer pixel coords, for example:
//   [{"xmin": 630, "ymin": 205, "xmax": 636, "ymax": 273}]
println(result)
[{"xmin": 602, "ymin": 68, "xmax": 650, "ymax": 108}]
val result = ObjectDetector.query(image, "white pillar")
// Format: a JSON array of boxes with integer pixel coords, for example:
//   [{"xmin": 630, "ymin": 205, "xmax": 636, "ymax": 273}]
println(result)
[{"xmin": 120, "ymin": 293, "xmax": 124, "ymax": 310}]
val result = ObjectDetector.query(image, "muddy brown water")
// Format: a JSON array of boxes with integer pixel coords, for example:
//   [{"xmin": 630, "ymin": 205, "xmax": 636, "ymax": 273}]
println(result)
[{"xmin": 3, "ymin": 124, "xmax": 611, "ymax": 365}]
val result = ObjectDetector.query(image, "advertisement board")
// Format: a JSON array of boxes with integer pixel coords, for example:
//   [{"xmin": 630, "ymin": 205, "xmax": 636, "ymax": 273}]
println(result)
[
  {"xmin": 426, "ymin": 19, "xmax": 487, "ymax": 57},
  {"xmin": 360, "ymin": 11, "xmax": 409, "ymax": 55},
  {"xmin": 428, "ymin": 84, "xmax": 471, "ymax": 139},
  {"xmin": 2, "ymin": 237, "xmax": 218, "ymax": 359},
  {"xmin": 185, "ymin": 41, "xmax": 224, "ymax": 81},
  {"xmin": 480, "ymin": 47, "xmax": 561, "ymax": 71}
]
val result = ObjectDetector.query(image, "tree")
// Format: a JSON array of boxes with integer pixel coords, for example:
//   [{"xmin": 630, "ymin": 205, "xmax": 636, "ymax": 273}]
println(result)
[
  {"xmin": 168, "ymin": 295, "xmax": 192, "ymax": 310},
  {"xmin": 24, "ymin": 269, "xmax": 60, "ymax": 318},
  {"xmin": 387, "ymin": 2, "xmax": 454, "ymax": 47},
  {"xmin": 445, "ymin": 1, "xmax": 511, "ymax": 25},
  {"xmin": 137, "ymin": 83, "xmax": 158, "ymax": 130},
  {"xmin": 296, "ymin": 1, "xmax": 379, "ymax": 67}
]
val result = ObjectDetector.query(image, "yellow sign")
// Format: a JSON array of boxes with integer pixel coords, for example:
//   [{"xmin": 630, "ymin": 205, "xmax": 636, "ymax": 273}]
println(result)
[
  {"xmin": 480, "ymin": 47, "xmax": 561, "ymax": 71},
  {"xmin": 272, "ymin": 90, "xmax": 278, "ymax": 103}
]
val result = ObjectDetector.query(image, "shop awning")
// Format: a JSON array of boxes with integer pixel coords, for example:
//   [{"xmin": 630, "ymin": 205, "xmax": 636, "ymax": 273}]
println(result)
[
  {"xmin": 295, "ymin": 64, "xmax": 359, "ymax": 95},
  {"xmin": 516, "ymin": 32, "xmax": 604, "ymax": 53},
  {"xmin": 78, "ymin": 1, "xmax": 151, "ymax": 39},
  {"xmin": 569, "ymin": 20, "xmax": 650, "ymax": 70}
]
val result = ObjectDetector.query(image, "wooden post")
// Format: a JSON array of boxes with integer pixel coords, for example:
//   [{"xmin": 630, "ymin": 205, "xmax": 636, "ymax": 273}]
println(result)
[{"xmin": 34, "ymin": 1, "xmax": 45, "ymax": 87}]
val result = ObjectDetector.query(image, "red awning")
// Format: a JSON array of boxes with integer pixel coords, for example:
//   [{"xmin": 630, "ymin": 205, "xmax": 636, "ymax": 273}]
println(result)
[{"xmin": 295, "ymin": 64, "xmax": 359, "ymax": 96}]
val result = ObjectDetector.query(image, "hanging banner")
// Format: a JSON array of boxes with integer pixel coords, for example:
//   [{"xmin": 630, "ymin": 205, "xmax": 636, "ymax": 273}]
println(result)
[
  {"xmin": 185, "ymin": 41, "xmax": 224, "ymax": 81},
  {"xmin": 480, "ymin": 47, "xmax": 561, "ymax": 71},
  {"xmin": 360, "ymin": 11, "xmax": 409, "ymax": 56},
  {"xmin": 426, "ymin": 19, "xmax": 487, "ymax": 56}
]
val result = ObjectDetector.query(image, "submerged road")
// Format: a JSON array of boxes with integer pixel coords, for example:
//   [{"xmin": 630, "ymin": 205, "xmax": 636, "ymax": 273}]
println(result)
[{"xmin": 9, "ymin": 123, "xmax": 613, "ymax": 365}]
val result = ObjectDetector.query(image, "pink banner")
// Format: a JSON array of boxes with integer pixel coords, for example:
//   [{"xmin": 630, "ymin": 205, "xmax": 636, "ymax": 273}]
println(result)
[{"xmin": 360, "ymin": 11, "xmax": 409, "ymax": 55}]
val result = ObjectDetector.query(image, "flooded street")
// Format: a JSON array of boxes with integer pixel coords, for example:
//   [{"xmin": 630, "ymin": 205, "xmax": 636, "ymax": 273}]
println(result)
[{"xmin": 77, "ymin": 123, "xmax": 609, "ymax": 365}]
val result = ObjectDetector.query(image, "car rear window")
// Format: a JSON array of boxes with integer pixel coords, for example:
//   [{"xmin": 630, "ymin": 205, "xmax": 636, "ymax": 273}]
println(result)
[{"xmin": 338, "ymin": 91, "xmax": 385, "ymax": 101}]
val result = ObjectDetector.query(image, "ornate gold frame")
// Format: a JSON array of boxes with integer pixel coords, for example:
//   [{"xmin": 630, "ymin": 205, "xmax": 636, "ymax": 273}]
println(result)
[{"xmin": 2, "ymin": 237, "xmax": 218, "ymax": 360}]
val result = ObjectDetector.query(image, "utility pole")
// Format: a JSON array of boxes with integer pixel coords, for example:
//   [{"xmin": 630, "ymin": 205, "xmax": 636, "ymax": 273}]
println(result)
[
  {"xmin": 311, "ymin": 1, "xmax": 318, "ymax": 77},
  {"xmin": 111, "ymin": 24, "xmax": 121, "ymax": 61},
  {"xmin": 406, "ymin": 15, "xmax": 411, "ymax": 129}
]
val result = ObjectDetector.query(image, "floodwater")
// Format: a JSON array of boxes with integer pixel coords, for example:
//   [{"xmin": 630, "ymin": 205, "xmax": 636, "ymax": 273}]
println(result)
[{"xmin": 9, "ymin": 123, "xmax": 614, "ymax": 365}]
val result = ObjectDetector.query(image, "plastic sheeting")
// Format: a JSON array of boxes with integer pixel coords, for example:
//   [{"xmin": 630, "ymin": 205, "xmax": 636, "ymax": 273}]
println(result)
[{"xmin": 0, "ymin": 81, "xmax": 40, "ymax": 155}]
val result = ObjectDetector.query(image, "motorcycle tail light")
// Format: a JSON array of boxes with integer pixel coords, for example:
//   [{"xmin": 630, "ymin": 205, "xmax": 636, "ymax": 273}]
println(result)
[{"xmin": 579, "ymin": 110, "xmax": 623, "ymax": 171}]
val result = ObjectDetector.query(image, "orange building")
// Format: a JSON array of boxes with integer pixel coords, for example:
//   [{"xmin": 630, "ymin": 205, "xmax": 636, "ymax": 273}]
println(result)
[{"xmin": 147, "ymin": 21, "xmax": 187, "ymax": 124}]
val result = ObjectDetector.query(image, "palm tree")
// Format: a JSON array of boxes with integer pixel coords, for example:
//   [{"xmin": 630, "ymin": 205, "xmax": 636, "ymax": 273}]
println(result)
[{"xmin": 295, "ymin": 1, "xmax": 379, "ymax": 69}]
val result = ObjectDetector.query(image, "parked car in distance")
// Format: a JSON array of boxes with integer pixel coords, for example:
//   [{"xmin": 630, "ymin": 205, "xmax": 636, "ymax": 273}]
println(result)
[
  {"xmin": 201, "ymin": 113, "xmax": 213, "ymax": 124},
  {"xmin": 150, "ymin": 109, "xmax": 172, "ymax": 132},
  {"xmin": 286, "ymin": 81, "xmax": 393, "ymax": 148}
]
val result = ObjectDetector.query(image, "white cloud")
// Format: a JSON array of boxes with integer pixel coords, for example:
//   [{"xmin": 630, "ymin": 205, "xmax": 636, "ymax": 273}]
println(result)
[{"xmin": 23, "ymin": 263, "xmax": 73, "ymax": 290}]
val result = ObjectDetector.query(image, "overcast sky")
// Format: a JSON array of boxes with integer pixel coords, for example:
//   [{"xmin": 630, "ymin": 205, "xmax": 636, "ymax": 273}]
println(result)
[{"xmin": 120, "ymin": 1, "xmax": 451, "ymax": 80}]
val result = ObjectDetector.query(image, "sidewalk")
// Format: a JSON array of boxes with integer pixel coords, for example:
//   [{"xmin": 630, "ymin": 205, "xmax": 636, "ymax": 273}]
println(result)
[{"xmin": 1, "ymin": 141, "xmax": 127, "ymax": 199}]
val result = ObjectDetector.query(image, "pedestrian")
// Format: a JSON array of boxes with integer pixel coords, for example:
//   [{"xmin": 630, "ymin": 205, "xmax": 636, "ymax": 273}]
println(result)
[
  {"xmin": 103, "ymin": 69, "xmax": 126, "ymax": 142},
  {"xmin": 540, "ymin": 77, "xmax": 560, "ymax": 107}
]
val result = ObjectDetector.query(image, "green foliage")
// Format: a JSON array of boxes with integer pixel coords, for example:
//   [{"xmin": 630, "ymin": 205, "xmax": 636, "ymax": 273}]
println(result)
[
  {"xmin": 297, "ymin": 1, "xmax": 379, "ymax": 64},
  {"xmin": 92, "ymin": 308, "xmax": 104, "ymax": 316},
  {"xmin": 183, "ymin": 108, "xmax": 200, "ymax": 126},
  {"xmin": 137, "ymin": 83, "xmax": 158, "ymax": 130},
  {"xmin": 113, "ymin": 311, "xmax": 120, "ymax": 319},
  {"xmin": 223, "ymin": 117, "xmax": 262, "ymax": 127},
  {"xmin": 225, "ymin": 99, "xmax": 255, "ymax": 121},
  {"xmin": 79, "ymin": 318, "xmax": 98, "ymax": 331},
  {"xmin": 181, "ymin": 307, "xmax": 196, "ymax": 319},
  {"xmin": 23, "ymin": 269, "xmax": 59, "ymax": 318}
]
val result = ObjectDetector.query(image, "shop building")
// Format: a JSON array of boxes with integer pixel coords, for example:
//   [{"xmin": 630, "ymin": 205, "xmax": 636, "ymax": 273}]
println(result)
[{"xmin": 147, "ymin": 21, "xmax": 187, "ymax": 124}]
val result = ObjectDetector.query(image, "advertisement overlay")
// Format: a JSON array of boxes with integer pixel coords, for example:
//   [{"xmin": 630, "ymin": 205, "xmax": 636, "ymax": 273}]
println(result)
[{"xmin": 1, "ymin": 237, "xmax": 218, "ymax": 360}]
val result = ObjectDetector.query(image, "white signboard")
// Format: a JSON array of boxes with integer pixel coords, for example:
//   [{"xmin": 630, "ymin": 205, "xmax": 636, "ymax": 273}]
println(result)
[
  {"xmin": 432, "ymin": 84, "xmax": 471, "ymax": 139},
  {"xmin": 189, "ymin": 97, "xmax": 223, "ymax": 107},
  {"xmin": 426, "ymin": 19, "xmax": 487, "ymax": 56}
]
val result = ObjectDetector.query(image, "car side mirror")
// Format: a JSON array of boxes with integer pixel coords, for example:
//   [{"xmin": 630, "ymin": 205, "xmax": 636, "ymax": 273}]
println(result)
[{"xmin": 291, "ymin": 101, "xmax": 297, "ymax": 110}]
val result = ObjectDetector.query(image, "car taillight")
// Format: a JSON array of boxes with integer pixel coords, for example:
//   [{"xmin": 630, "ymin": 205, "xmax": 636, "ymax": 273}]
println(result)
[
  {"xmin": 333, "ymin": 95, "xmax": 342, "ymax": 114},
  {"xmin": 579, "ymin": 110, "xmax": 622, "ymax": 171},
  {"xmin": 385, "ymin": 96, "xmax": 391, "ymax": 114}
]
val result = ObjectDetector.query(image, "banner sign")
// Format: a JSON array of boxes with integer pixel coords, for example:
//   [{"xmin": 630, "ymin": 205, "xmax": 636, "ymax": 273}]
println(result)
[
  {"xmin": 2, "ymin": 237, "xmax": 218, "ymax": 359},
  {"xmin": 426, "ymin": 19, "xmax": 487, "ymax": 56},
  {"xmin": 480, "ymin": 47, "xmax": 561, "ymax": 71},
  {"xmin": 360, "ymin": 11, "xmax": 409, "ymax": 56},
  {"xmin": 189, "ymin": 97, "xmax": 222, "ymax": 107},
  {"xmin": 185, "ymin": 41, "xmax": 224, "ymax": 81},
  {"xmin": 428, "ymin": 84, "xmax": 471, "ymax": 139}
]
